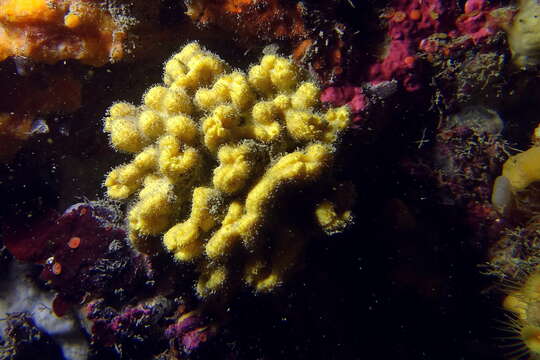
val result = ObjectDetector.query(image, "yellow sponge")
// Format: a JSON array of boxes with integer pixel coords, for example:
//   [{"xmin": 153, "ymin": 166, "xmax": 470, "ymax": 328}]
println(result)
[
  {"xmin": 163, "ymin": 187, "xmax": 219, "ymax": 261},
  {"xmin": 213, "ymin": 143, "xmax": 254, "ymax": 194},
  {"xmin": 507, "ymin": 0, "xmax": 540, "ymax": 68},
  {"xmin": 103, "ymin": 42, "xmax": 353, "ymax": 297},
  {"xmin": 502, "ymin": 147, "xmax": 540, "ymax": 192}
]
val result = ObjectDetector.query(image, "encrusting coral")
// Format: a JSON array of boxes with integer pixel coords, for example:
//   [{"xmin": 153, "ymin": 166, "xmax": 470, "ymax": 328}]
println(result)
[
  {"xmin": 103, "ymin": 42, "xmax": 353, "ymax": 297},
  {"xmin": 0, "ymin": 0, "xmax": 126, "ymax": 66}
]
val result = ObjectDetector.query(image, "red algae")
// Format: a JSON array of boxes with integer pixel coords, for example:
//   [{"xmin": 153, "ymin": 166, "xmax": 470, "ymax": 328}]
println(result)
[
  {"xmin": 321, "ymin": 86, "xmax": 368, "ymax": 124},
  {"xmin": 4, "ymin": 202, "xmax": 153, "ymax": 316},
  {"xmin": 368, "ymin": 0, "xmax": 509, "ymax": 92},
  {"xmin": 369, "ymin": 0, "xmax": 449, "ymax": 91}
]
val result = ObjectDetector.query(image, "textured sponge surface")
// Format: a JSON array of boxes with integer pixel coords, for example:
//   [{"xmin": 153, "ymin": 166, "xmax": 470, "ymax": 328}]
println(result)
[{"xmin": 104, "ymin": 42, "xmax": 353, "ymax": 296}]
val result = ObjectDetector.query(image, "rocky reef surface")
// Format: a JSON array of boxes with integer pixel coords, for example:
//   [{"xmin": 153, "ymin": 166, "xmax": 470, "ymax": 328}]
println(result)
[{"xmin": 2, "ymin": 0, "xmax": 540, "ymax": 359}]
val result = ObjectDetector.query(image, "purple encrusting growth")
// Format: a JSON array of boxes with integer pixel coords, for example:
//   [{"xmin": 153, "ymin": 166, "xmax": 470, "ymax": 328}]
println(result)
[
  {"xmin": 366, "ymin": 0, "xmax": 509, "ymax": 92},
  {"xmin": 368, "ymin": 0, "xmax": 452, "ymax": 92},
  {"xmin": 85, "ymin": 297, "xmax": 216, "ymax": 357},
  {"xmin": 320, "ymin": 0, "xmax": 510, "ymax": 129},
  {"xmin": 165, "ymin": 310, "xmax": 217, "ymax": 354},
  {"xmin": 86, "ymin": 299, "xmax": 165, "ymax": 349},
  {"xmin": 321, "ymin": 86, "xmax": 368, "ymax": 124},
  {"xmin": 3, "ymin": 202, "xmax": 154, "ymax": 316}
]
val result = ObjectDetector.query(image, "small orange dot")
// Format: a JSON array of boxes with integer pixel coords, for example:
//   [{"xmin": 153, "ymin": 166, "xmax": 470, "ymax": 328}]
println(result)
[
  {"xmin": 409, "ymin": 9, "xmax": 422, "ymax": 20},
  {"xmin": 64, "ymin": 13, "xmax": 81, "ymax": 29},
  {"xmin": 52, "ymin": 262, "xmax": 62, "ymax": 275},
  {"xmin": 404, "ymin": 56, "xmax": 416, "ymax": 66},
  {"xmin": 68, "ymin": 236, "xmax": 81, "ymax": 249},
  {"xmin": 80, "ymin": 208, "xmax": 88, "ymax": 216}
]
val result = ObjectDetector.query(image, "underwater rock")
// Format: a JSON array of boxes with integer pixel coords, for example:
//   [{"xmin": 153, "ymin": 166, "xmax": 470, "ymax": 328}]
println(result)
[
  {"xmin": 434, "ymin": 107, "xmax": 505, "ymax": 234},
  {"xmin": 3, "ymin": 201, "xmax": 154, "ymax": 316},
  {"xmin": 369, "ymin": 0, "xmax": 450, "ymax": 91},
  {"xmin": 184, "ymin": 0, "xmax": 353, "ymax": 82},
  {"xmin": 84, "ymin": 296, "xmax": 217, "ymax": 359},
  {"xmin": 455, "ymin": 0, "xmax": 506, "ymax": 44},
  {"xmin": 85, "ymin": 297, "xmax": 170, "ymax": 356},
  {"xmin": 0, "ymin": 312, "xmax": 63, "ymax": 360},
  {"xmin": 371, "ymin": 0, "xmax": 509, "ymax": 93},
  {"xmin": 0, "ymin": 261, "xmax": 89, "ymax": 360},
  {"xmin": 0, "ymin": 65, "xmax": 81, "ymax": 161},
  {"xmin": 404, "ymin": 106, "xmax": 506, "ymax": 244}
]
